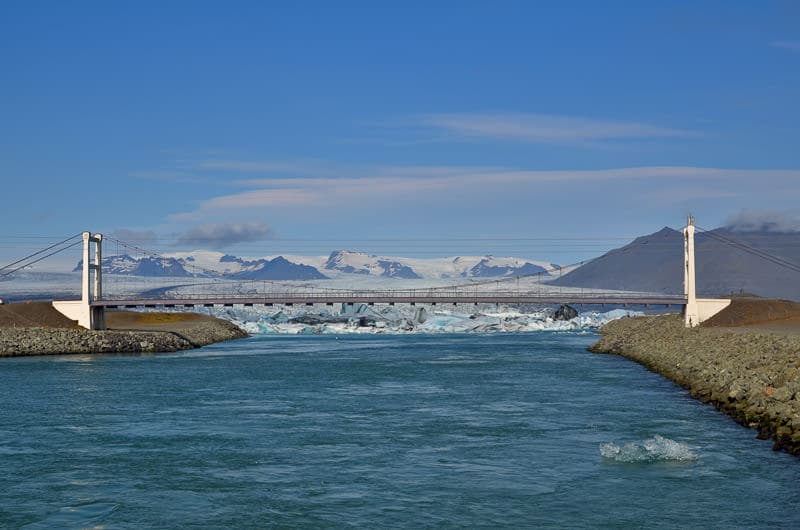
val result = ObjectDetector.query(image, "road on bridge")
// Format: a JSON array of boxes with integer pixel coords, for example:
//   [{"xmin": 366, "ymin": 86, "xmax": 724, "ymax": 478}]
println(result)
[{"xmin": 91, "ymin": 292, "xmax": 687, "ymax": 309}]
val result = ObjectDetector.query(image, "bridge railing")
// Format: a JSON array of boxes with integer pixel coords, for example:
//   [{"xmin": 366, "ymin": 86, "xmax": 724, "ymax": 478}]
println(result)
[{"xmin": 96, "ymin": 289, "xmax": 688, "ymax": 303}]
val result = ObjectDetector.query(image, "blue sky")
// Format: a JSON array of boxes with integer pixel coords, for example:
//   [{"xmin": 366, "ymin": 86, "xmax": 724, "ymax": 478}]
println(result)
[{"xmin": 1, "ymin": 1, "xmax": 799, "ymax": 264}]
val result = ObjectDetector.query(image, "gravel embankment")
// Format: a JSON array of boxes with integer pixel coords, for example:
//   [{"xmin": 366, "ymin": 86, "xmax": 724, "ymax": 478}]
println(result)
[
  {"xmin": 0, "ymin": 318, "xmax": 248, "ymax": 357},
  {"xmin": 590, "ymin": 315, "xmax": 800, "ymax": 455}
]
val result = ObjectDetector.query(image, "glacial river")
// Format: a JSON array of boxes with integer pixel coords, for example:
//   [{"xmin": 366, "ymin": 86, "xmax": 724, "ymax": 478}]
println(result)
[{"xmin": 2, "ymin": 333, "xmax": 799, "ymax": 528}]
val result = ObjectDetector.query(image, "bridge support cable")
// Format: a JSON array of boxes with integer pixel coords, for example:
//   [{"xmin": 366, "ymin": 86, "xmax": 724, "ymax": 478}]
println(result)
[
  {"xmin": 103, "ymin": 232, "xmax": 627, "ymax": 300},
  {"xmin": 98, "ymin": 230, "xmax": 684, "ymax": 306},
  {"xmin": 5, "ymin": 225, "xmax": 728, "ymax": 329},
  {"xmin": 0, "ymin": 233, "xmax": 83, "ymax": 278},
  {"xmin": 102, "ymin": 235, "xmax": 273, "ymax": 299},
  {"xmin": 697, "ymin": 226, "xmax": 800, "ymax": 275}
]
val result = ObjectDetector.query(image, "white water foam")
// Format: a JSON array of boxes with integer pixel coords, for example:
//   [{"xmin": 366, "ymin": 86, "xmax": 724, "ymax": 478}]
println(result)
[
  {"xmin": 599, "ymin": 435, "xmax": 698, "ymax": 463},
  {"xmin": 21, "ymin": 502, "xmax": 119, "ymax": 529}
]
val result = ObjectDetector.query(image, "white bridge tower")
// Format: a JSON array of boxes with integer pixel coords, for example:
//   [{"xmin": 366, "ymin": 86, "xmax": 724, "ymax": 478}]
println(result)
[
  {"xmin": 52, "ymin": 232, "xmax": 106, "ymax": 330},
  {"xmin": 683, "ymin": 216, "xmax": 731, "ymax": 327}
]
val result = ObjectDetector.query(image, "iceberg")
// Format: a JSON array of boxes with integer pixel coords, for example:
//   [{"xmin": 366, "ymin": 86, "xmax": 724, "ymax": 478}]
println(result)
[{"xmin": 157, "ymin": 303, "xmax": 644, "ymax": 335}]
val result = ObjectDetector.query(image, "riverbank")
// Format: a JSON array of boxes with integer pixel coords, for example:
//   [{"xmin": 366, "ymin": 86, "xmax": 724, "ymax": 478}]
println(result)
[
  {"xmin": 590, "ymin": 312, "xmax": 800, "ymax": 455},
  {"xmin": 0, "ymin": 302, "xmax": 248, "ymax": 356}
]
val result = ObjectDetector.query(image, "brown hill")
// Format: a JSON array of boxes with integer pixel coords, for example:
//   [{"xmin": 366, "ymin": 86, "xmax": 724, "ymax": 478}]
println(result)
[
  {"xmin": 702, "ymin": 298, "xmax": 800, "ymax": 332},
  {"xmin": 0, "ymin": 301, "xmax": 80, "ymax": 328}
]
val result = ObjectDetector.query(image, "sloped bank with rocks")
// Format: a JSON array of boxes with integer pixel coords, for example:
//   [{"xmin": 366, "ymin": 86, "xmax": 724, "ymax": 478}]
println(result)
[
  {"xmin": 0, "ymin": 320, "xmax": 248, "ymax": 357},
  {"xmin": 0, "ymin": 303, "xmax": 248, "ymax": 357},
  {"xmin": 590, "ymin": 314, "xmax": 800, "ymax": 456}
]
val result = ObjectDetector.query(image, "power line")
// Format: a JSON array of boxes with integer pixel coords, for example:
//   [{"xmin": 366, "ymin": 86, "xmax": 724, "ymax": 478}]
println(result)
[
  {"xmin": 0, "ymin": 233, "xmax": 82, "ymax": 275},
  {"xmin": 100, "ymin": 233, "xmax": 596, "ymax": 294},
  {"xmin": 0, "ymin": 240, "xmax": 83, "ymax": 278},
  {"xmin": 696, "ymin": 227, "xmax": 800, "ymax": 275}
]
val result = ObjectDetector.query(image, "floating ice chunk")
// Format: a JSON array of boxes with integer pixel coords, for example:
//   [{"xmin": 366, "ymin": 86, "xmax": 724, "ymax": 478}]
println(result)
[
  {"xmin": 419, "ymin": 314, "xmax": 469, "ymax": 332},
  {"xmin": 157, "ymin": 303, "xmax": 644, "ymax": 335},
  {"xmin": 600, "ymin": 435, "xmax": 698, "ymax": 463}
]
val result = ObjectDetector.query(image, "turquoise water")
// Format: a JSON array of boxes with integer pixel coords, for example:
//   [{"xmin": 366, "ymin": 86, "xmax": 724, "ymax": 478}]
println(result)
[{"xmin": 2, "ymin": 332, "xmax": 799, "ymax": 528}]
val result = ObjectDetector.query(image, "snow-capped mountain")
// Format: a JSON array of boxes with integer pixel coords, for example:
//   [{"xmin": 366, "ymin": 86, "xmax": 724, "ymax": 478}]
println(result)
[
  {"xmin": 172, "ymin": 251, "xmax": 327, "ymax": 279},
  {"xmin": 74, "ymin": 255, "xmax": 198, "ymax": 277},
  {"xmin": 324, "ymin": 251, "xmax": 421, "ymax": 279},
  {"xmin": 74, "ymin": 252, "xmax": 326, "ymax": 280},
  {"xmin": 405, "ymin": 255, "xmax": 559, "ymax": 279},
  {"xmin": 73, "ymin": 250, "xmax": 560, "ymax": 282},
  {"xmin": 322, "ymin": 250, "xmax": 557, "ymax": 280},
  {"xmin": 462, "ymin": 257, "xmax": 552, "ymax": 278},
  {"xmin": 228, "ymin": 256, "xmax": 328, "ymax": 280}
]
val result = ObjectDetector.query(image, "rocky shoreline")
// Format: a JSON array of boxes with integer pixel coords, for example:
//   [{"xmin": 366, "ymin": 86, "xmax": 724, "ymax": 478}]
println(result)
[
  {"xmin": 0, "ymin": 317, "xmax": 248, "ymax": 357},
  {"xmin": 590, "ymin": 314, "xmax": 800, "ymax": 456}
]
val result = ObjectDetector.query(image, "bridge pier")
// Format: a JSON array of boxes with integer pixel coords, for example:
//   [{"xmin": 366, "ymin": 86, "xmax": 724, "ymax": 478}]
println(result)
[
  {"xmin": 683, "ymin": 216, "xmax": 730, "ymax": 327},
  {"xmin": 52, "ymin": 231, "xmax": 106, "ymax": 330}
]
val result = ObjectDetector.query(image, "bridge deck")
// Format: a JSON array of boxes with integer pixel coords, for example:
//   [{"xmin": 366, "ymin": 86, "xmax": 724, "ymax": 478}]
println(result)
[{"xmin": 91, "ymin": 294, "xmax": 687, "ymax": 308}]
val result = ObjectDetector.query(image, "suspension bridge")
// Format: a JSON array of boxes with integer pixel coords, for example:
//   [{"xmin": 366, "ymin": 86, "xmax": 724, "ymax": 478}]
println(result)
[{"xmin": 0, "ymin": 217, "xmax": 753, "ymax": 330}]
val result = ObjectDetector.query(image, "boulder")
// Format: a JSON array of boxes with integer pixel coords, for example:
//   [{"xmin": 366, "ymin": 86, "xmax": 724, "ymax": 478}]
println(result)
[{"xmin": 554, "ymin": 304, "xmax": 578, "ymax": 321}]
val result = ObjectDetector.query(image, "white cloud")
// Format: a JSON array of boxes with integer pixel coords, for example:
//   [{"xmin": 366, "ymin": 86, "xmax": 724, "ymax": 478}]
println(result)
[
  {"xmin": 416, "ymin": 112, "xmax": 697, "ymax": 144},
  {"xmin": 128, "ymin": 170, "xmax": 208, "ymax": 184},
  {"xmin": 169, "ymin": 164, "xmax": 800, "ymax": 220},
  {"xmin": 770, "ymin": 40, "xmax": 800, "ymax": 52},
  {"xmin": 639, "ymin": 188, "xmax": 742, "ymax": 204},
  {"xmin": 724, "ymin": 209, "xmax": 800, "ymax": 232},
  {"xmin": 112, "ymin": 228, "xmax": 158, "ymax": 245},
  {"xmin": 193, "ymin": 160, "xmax": 348, "ymax": 177}
]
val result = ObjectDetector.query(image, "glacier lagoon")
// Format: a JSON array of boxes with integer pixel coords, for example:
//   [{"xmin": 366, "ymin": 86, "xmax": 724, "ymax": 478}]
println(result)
[
  {"xmin": 2, "ymin": 332, "xmax": 799, "ymax": 527},
  {"xmin": 4, "ymin": 266, "xmax": 795, "ymax": 526}
]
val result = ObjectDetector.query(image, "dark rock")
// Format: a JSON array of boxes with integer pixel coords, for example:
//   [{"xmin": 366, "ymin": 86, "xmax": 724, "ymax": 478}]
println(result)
[
  {"xmin": 554, "ymin": 304, "xmax": 578, "ymax": 321},
  {"xmin": 289, "ymin": 315, "xmax": 349, "ymax": 325},
  {"xmin": 358, "ymin": 316, "xmax": 377, "ymax": 327}
]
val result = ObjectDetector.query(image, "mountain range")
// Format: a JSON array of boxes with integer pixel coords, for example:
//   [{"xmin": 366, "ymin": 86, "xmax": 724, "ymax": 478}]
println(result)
[
  {"xmin": 324, "ymin": 250, "xmax": 421, "ymax": 279},
  {"xmin": 75, "ymin": 253, "xmax": 327, "ymax": 280},
  {"xmin": 75, "ymin": 250, "xmax": 558, "ymax": 281}
]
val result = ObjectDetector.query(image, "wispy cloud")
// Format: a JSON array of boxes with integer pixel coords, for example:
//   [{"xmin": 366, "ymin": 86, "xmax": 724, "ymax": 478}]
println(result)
[
  {"xmin": 415, "ymin": 112, "xmax": 698, "ymax": 144},
  {"xmin": 770, "ymin": 40, "xmax": 800, "ymax": 52},
  {"xmin": 639, "ymin": 188, "xmax": 742, "ymax": 204},
  {"xmin": 175, "ymin": 222, "xmax": 274, "ymax": 249},
  {"xmin": 169, "ymin": 164, "xmax": 800, "ymax": 220},
  {"xmin": 193, "ymin": 160, "xmax": 350, "ymax": 177},
  {"xmin": 128, "ymin": 170, "xmax": 209, "ymax": 184},
  {"xmin": 112, "ymin": 228, "xmax": 158, "ymax": 245},
  {"xmin": 725, "ymin": 209, "xmax": 800, "ymax": 232}
]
